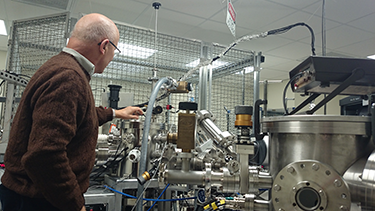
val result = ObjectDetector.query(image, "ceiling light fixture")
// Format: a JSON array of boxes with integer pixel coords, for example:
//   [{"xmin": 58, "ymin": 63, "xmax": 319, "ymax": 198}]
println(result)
[
  {"xmin": 236, "ymin": 66, "xmax": 254, "ymax": 74},
  {"xmin": 186, "ymin": 59, "xmax": 228, "ymax": 68},
  {"xmin": 117, "ymin": 43, "xmax": 156, "ymax": 59},
  {"xmin": 0, "ymin": 20, "xmax": 7, "ymax": 36}
]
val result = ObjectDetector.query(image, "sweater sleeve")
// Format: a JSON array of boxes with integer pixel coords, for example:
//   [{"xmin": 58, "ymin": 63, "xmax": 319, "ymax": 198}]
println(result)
[
  {"xmin": 21, "ymin": 71, "xmax": 86, "ymax": 211},
  {"xmin": 96, "ymin": 106, "xmax": 114, "ymax": 126}
]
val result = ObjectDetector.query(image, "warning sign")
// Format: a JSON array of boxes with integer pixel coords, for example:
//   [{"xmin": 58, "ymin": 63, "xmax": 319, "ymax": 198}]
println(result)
[{"xmin": 226, "ymin": 0, "xmax": 236, "ymax": 37}]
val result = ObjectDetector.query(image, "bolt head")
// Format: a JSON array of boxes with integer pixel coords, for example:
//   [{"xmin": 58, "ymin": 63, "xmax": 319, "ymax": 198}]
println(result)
[
  {"xmin": 334, "ymin": 179, "xmax": 343, "ymax": 187},
  {"xmin": 274, "ymin": 184, "xmax": 281, "ymax": 191},
  {"xmin": 287, "ymin": 166, "xmax": 295, "ymax": 173},
  {"xmin": 340, "ymin": 205, "xmax": 348, "ymax": 211},
  {"xmin": 312, "ymin": 163, "xmax": 320, "ymax": 171}
]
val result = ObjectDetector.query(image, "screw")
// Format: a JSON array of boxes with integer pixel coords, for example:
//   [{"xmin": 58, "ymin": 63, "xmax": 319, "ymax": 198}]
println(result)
[
  {"xmin": 334, "ymin": 179, "xmax": 342, "ymax": 187},
  {"xmin": 274, "ymin": 184, "xmax": 281, "ymax": 191},
  {"xmin": 287, "ymin": 167, "xmax": 295, "ymax": 173},
  {"xmin": 339, "ymin": 205, "xmax": 348, "ymax": 211},
  {"xmin": 319, "ymin": 190, "xmax": 324, "ymax": 195},
  {"xmin": 278, "ymin": 209, "xmax": 285, "ymax": 211},
  {"xmin": 312, "ymin": 163, "xmax": 320, "ymax": 171},
  {"xmin": 292, "ymin": 187, "xmax": 297, "ymax": 192}
]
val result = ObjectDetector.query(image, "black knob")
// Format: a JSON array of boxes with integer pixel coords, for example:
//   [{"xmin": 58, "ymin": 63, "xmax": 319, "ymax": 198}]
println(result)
[
  {"xmin": 235, "ymin": 105, "xmax": 253, "ymax": 115},
  {"xmin": 179, "ymin": 102, "xmax": 198, "ymax": 111},
  {"xmin": 152, "ymin": 105, "xmax": 163, "ymax": 114}
]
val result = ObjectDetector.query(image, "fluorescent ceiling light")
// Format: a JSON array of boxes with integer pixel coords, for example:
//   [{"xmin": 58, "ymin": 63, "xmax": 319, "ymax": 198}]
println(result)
[
  {"xmin": 236, "ymin": 66, "xmax": 254, "ymax": 74},
  {"xmin": 244, "ymin": 66, "xmax": 254, "ymax": 74},
  {"xmin": 0, "ymin": 20, "xmax": 7, "ymax": 36},
  {"xmin": 268, "ymin": 79, "xmax": 283, "ymax": 83},
  {"xmin": 186, "ymin": 59, "xmax": 228, "ymax": 68},
  {"xmin": 367, "ymin": 54, "xmax": 375, "ymax": 60},
  {"xmin": 117, "ymin": 43, "xmax": 156, "ymax": 59}
]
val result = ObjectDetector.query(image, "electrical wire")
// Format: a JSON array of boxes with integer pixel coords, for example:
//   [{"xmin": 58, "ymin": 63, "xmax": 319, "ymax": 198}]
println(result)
[
  {"xmin": 0, "ymin": 80, "xmax": 6, "ymax": 95},
  {"xmin": 179, "ymin": 22, "xmax": 316, "ymax": 82},
  {"xmin": 120, "ymin": 91, "xmax": 171, "ymax": 108},
  {"xmin": 89, "ymin": 145, "xmax": 128, "ymax": 181},
  {"xmin": 131, "ymin": 143, "xmax": 169, "ymax": 211},
  {"xmin": 267, "ymin": 22, "xmax": 316, "ymax": 56},
  {"xmin": 283, "ymin": 72, "xmax": 305, "ymax": 115},
  {"xmin": 147, "ymin": 183, "xmax": 170, "ymax": 211},
  {"xmin": 104, "ymin": 185, "xmax": 196, "ymax": 202}
]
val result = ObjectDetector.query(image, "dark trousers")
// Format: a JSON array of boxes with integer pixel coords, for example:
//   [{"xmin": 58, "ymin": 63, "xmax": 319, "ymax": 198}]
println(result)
[{"xmin": 0, "ymin": 184, "xmax": 60, "ymax": 211}]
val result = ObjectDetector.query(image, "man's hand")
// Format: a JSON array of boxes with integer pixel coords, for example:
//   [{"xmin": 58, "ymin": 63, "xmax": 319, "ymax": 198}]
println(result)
[
  {"xmin": 81, "ymin": 206, "xmax": 86, "ymax": 211},
  {"xmin": 114, "ymin": 106, "xmax": 144, "ymax": 120}
]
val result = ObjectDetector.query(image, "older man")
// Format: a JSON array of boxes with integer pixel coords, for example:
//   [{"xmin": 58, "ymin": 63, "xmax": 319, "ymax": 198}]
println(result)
[{"xmin": 0, "ymin": 13, "xmax": 143, "ymax": 211}]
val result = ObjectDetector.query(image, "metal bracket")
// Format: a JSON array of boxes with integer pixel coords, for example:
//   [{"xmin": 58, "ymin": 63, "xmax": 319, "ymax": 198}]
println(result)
[
  {"xmin": 0, "ymin": 70, "xmax": 28, "ymax": 87},
  {"xmin": 306, "ymin": 68, "xmax": 365, "ymax": 115}
]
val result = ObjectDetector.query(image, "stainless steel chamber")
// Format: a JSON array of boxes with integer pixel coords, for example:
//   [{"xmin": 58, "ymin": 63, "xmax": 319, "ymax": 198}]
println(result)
[{"xmin": 262, "ymin": 115, "xmax": 375, "ymax": 211}]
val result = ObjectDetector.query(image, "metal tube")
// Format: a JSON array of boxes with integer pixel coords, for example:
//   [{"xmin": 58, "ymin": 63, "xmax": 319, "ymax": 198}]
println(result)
[
  {"xmin": 164, "ymin": 170, "xmax": 205, "ymax": 185},
  {"xmin": 242, "ymin": 68, "xmax": 245, "ymax": 105},
  {"xmin": 201, "ymin": 118, "xmax": 223, "ymax": 140},
  {"xmin": 256, "ymin": 174, "xmax": 273, "ymax": 189},
  {"xmin": 253, "ymin": 52, "xmax": 262, "ymax": 104},
  {"xmin": 198, "ymin": 65, "xmax": 208, "ymax": 110},
  {"xmin": 254, "ymin": 199, "xmax": 271, "ymax": 211},
  {"xmin": 263, "ymin": 80, "xmax": 268, "ymax": 116},
  {"xmin": 136, "ymin": 77, "xmax": 171, "ymax": 209},
  {"xmin": 208, "ymin": 65, "xmax": 212, "ymax": 110}
]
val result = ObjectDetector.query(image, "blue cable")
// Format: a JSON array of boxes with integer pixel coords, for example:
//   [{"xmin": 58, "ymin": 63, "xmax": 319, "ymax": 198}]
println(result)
[
  {"xmin": 104, "ymin": 185, "xmax": 197, "ymax": 202},
  {"xmin": 147, "ymin": 184, "xmax": 170, "ymax": 211},
  {"xmin": 104, "ymin": 185, "xmax": 137, "ymax": 199}
]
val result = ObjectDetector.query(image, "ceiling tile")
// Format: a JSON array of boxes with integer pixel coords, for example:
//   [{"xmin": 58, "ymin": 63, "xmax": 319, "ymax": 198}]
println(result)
[
  {"xmin": 307, "ymin": 0, "xmax": 375, "ymax": 24},
  {"xmin": 325, "ymin": 25, "xmax": 374, "ymax": 49},
  {"xmin": 347, "ymin": 13, "xmax": 375, "ymax": 33},
  {"xmin": 336, "ymin": 37, "xmax": 375, "ymax": 58},
  {"xmin": 72, "ymin": 0, "xmax": 149, "ymax": 24},
  {"xmin": 259, "ymin": 68, "xmax": 289, "ymax": 81},
  {"xmin": 303, "ymin": 0, "xmax": 375, "ymax": 23},
  {"xmin": 267, "ymin": 0, "xmax": 321, "ymax": 10},
  {"xmin": 266, "ymin": 42, "xmax": 314, "ymax": 61}
]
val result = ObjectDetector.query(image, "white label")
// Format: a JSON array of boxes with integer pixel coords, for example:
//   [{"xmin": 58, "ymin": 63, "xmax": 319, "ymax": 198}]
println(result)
[{"xmin": 226, "ymin": 0, "xmax": 236, "ymax": 37}]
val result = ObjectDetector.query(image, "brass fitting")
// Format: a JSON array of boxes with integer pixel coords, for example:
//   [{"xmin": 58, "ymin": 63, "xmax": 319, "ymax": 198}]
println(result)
[
  {"xmin": 169, "ymin": 81, "xmax": 192, "ymax": 93},
  {"xmin": 167, "ymin": 132, "xmax": 178, "ymax": 144}
]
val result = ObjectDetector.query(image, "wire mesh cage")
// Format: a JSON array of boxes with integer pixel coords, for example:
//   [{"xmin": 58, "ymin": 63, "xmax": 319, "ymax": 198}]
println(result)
[
  {"xmin": 3, "ymin": 13, "xmax": 255, "ymax": 135},
  {"xmin": 1, "ymin": 12, "xmax": 69, "ymax": 128}
]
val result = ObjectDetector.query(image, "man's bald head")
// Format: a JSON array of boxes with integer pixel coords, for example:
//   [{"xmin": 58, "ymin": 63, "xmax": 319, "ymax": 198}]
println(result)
[{"xmin": 70, "ymin": 13, "xmax": 119, "ymax": 44}]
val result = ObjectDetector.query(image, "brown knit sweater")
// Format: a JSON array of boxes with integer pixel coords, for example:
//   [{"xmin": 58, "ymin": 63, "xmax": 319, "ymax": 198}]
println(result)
[{"xmin": 1, "ymin": 52, "xmax": 113, "ymax": 211}]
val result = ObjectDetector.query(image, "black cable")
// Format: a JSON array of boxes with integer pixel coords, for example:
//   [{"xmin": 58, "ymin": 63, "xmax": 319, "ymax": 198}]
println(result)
[
  {"xmin": 283, "ymin": 72, "xmax": 305, "ymax": 115},
  {"xmin": 91, "ymin": 143, "xmax": 123, "ymax": 173},
  {"xmin": 120, "ymin": 91, "xmax": 171, "ymax": 109},
  {"xmin": 268, "ymin": 22, "xmax": 316, "ymax": 56},
  {"xmin": 90, "ymin": 146, "xmax": 128, "ymax": 181},
  {"xmin": 0, "ymin": 80, "xmax": 6, "ymax": 95},
  {"xmin": 17, "ymin": 74, "xmax": 32, "ymax": 79}
]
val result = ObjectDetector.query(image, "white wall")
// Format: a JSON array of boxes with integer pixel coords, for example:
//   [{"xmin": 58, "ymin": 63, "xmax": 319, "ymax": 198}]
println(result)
[
  {"xmin": 260, "ymin": 80, "xmax": 345, "ymax": 115},
  {"xmin": 0, "ymin": 50, "xmax": 7, "ymax": 70}
]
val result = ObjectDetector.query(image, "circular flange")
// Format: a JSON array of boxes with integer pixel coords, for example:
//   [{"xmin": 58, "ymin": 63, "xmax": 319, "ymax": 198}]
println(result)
[{"xmin": 272, "ymin": 160, "xmax": 351, "ymax": 211}]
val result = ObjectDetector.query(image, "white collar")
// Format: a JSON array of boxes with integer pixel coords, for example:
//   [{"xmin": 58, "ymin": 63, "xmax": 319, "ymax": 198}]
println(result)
[{"xmin": 62, "ymin": 47, "xmax": 95, "ymax": 76}]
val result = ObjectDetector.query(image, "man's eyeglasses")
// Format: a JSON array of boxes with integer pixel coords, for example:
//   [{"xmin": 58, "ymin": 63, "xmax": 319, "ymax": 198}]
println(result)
[{"xmin": 98, "ymin": 40, "xmax": 121, "ymax": 54}]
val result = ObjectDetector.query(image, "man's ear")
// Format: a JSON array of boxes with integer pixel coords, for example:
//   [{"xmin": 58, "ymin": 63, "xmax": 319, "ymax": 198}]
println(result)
[{"xmin": 99, "ymin": 39, "xmax": 109, "ymax": 55}]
